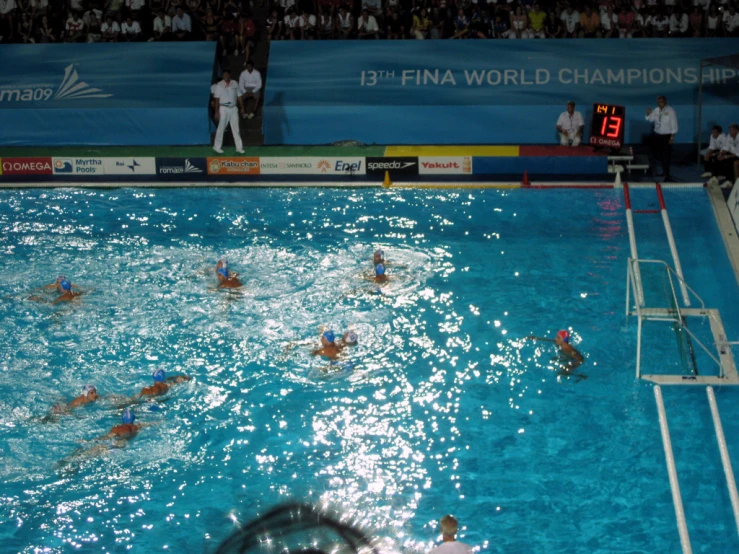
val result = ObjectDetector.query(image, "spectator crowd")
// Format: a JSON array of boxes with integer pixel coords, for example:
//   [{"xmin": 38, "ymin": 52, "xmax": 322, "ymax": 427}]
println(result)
[
  {"xmin": 263, "ymin": 0, "xmax": 739, "ymax": 40},
  {"xmin": 0, "ymin": 0, "xmax": 257, "ymax": 56}
]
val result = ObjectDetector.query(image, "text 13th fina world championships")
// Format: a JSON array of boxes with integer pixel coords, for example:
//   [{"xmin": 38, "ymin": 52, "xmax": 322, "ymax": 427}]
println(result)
[{"xmin": 359, "ymin": 67, "xmax": 739, "ymax": 87}]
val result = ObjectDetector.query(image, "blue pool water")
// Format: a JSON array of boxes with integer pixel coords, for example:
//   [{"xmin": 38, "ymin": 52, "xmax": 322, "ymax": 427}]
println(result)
[{"xmin": 0, "ymin": 187, "xmax": 738, "ymax": 554}]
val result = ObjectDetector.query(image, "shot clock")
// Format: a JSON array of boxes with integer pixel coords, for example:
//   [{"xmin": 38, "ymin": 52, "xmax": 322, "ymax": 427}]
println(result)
[{"xmin": 590, "ymin": 104, "xmax": 625, "ymax": 149}]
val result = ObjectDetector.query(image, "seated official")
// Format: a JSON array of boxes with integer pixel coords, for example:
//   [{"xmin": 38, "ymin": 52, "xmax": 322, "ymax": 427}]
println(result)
[{"xmin": 556, "ymin": 101, "xmax": 584, "ymax": 147}]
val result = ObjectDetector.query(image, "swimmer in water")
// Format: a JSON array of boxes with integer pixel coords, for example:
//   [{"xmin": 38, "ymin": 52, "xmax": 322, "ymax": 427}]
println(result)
[
  {"xmin": 311, "ymin": 330, "xmax": 343, "ymax": 360},
  {"xmin": 43, "ymin": 275, "xmax": 73, "ymax": 291},
  {"xmin": 53, "ymin": 278, "xmax": 83, "ymax": 303},
  {"xmin": 526, "ymin": 330, "xmax": 586, "ymax": 379},
  {"xmin": 29, "ymin": 276, "xmax": 85, "ymax": 303},
  {"xmin": 42, "ymin": 385, "xmax": 99, "ymax": 421},
  {"xmin": 135, "ymin": 368, "xmax": 192, "ymax": 399},
  {"xmin": 370, "ymin": 263, "xmax": 388, "ymax": 284},
  {"xmin": 216, "ymin": 258, "xmax": 243, "ymax": 289},
  {"xmin": 57, "ymin": 408, "xmax": 152, "ymax": 469}
]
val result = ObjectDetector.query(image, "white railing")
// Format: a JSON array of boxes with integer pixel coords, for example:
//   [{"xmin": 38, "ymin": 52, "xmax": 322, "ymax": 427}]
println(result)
[
  {"xmin": 706, "ymin": 386, "xmax": 739, "ymax": 539},
  {"xmin": 654, "ymin": 385, "xmax": 693, "ymax": 554}
]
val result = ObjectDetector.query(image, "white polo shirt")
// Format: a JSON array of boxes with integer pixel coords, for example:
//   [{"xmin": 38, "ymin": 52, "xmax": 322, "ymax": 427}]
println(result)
[
  {"xmin": 358, "ymin": 14, "xmax": 378, "ymax": 32},
  {"xmin": 646, "ymin": 105, "xmax": 678, "ymax": 135},
  {"xmin": 428, "ymin": 541, "xmax": 473, "ymax": 554},
  {"xmin": 121, "ymin": 20, "xmax": 141, "ymax": 34},
  {"xmin": 723, "ymin": 11, "xmax": 739, "ymax": 32},
  {"xmin": 154, "ymin": 15, "xmax": 171, "ymax": 32},
  {"xmin": 238, "ymin": 69, "xmax": 262, "ymax": 94},
  {"xmin": 557, "ymin": 110, "xmax": 584, "ymax": 133},
  {"xmin": 214, "ymin": 79, "xmax": 240, "ymax": 108},
  {"xmin": 708, "ymin": 132, "xmax": 728, "ymax": 151},
  {"xmin": 723, "ymin": 133, "xmax": 739, "ymax": 155},
  {"xmin": 561, "ymin": 10, "xmax": 580, "ymax": 33},
  {"xmin": 102, "ymin": 21, "xmax": 120, "ymax": 33}
]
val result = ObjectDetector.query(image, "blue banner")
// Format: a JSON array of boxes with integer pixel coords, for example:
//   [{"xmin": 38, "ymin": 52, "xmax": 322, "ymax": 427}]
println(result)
[
  {"xmin": 0, "ymin": 43, "xmax": 216, "ymax": 146},
  {"xmin": 264, "ymin": 39, "xmax": 739, "ymax": 145}
]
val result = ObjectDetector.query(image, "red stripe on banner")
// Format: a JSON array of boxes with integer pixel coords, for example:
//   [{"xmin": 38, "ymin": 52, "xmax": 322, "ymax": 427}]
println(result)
[
  {"xmin": 655, "ymin": 183, "xmax": 667, "ymax": 210},
  {"xmin": 623, "ymin": 182, "xmax": 632, "ymax": 209},
  {"xmin": 518, "ymin": 146, "xmax": 609, "ymax": 157}
]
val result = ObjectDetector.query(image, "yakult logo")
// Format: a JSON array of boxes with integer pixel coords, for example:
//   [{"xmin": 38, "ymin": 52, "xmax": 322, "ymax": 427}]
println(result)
[{"xmin": 0, "ymin": 64, "xmax": 112, "ymax": 104}]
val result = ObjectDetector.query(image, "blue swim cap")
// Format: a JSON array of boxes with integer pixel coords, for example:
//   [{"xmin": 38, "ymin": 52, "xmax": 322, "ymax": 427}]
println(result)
[
  {"xmin": 153, "ymin": 368, "xmax": 166, "ymax": 382},
  {"xmin": 122, "ymin": 408, "xmax": 135, "ymax": 424},
  {"xmin": 217, "ymin": 268, "xmax": 229, "ymax": 278},
  {"xmin": 60, "ymin": 279, "xmax": 71, "ymax": 291},
  {"xmin": 375, "ymin": 263, "xmax": 385, "ymax": 276},
  {"xmin": 323, "ymin": 330, "xmax": 335, "ymax": 344}
]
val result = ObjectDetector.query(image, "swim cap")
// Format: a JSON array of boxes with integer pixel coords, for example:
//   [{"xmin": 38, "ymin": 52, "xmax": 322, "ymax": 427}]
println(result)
[
  {"xmin": 375, "ymin": 263, "xmax": 385, "ymax": 276},
  {"xmin": 323, "ymin": 330, "xmax": 335, "ymax": 344},
  {"xmin": 217, "ymin": 268, "xmax": 229, "ymax": 278},
  {"xmin": 122, "ymin": 408, "xmax": 135, "ymax": 425},
  {"xmin": 60, "ymin": 279, "xmax": 71, "ymax": 291},
  {"xmin": 56, "ymin": 275, "xmax": 66, "ymax": 283},
  {"xmin": 557, "ymin": 330, "xmax": 570, "ymax": 344},
  {"xmin": 82, "ymin": 384, "xmax": 96, "ymax": 396},
  {"xmin": 344, "ymin": 331, "xmax": 358, "ymax": 345},
  {"xmin": 153, "ymin": 368, "xmax": 166, "ymax": 382},
  {"xmin": 374, "ymin": 250, "xmax": 384, "ymax": 258},
  {"xmin": 219, "ymin": 258, "xmax": 228, "ymax": 268}
]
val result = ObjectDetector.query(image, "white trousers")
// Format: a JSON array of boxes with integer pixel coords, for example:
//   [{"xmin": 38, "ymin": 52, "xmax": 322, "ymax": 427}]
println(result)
[
  {"xmin": 560, "ymin": 130, "xmax": 581, "ymax": 146},
  {"xmin": 214, "ymin": 106, "xmax": 243, "ymax": 151}
]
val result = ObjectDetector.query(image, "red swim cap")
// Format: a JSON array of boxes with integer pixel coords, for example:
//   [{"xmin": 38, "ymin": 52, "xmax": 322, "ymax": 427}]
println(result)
[{"xmin": 557, "ymin": 330, "xmax": 570, "ymax": 343}]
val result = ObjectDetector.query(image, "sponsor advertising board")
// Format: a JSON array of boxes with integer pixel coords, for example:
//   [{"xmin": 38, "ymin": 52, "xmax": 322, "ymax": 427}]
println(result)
[
  {"xmin": 156, "ymin": 157, "xmax": 207, "ymax": 176},
  {"xmin": 1, "ymin": 157, "xmax": 53, "ymax": 175},
  {"xmin": 418, "ymin": 157, "xmax": 472, "ymax": 175},
  {"xmin": 365, "ymin": 157, "xmax": 418, "ymax": 175},
  {"xmin": 207, "ymin": 157, "xmax": 260, "ymax": 175},
  {"xmin": 103, "ymin": 158, "xmax": 156, "ymax": 175},
  {"xmin": 52, "ymin": 158, "xmax": 104, "ymax": 175},
  {"xmin": 259, "ymin": 157, "xmax": 366, "ymax": 175}
]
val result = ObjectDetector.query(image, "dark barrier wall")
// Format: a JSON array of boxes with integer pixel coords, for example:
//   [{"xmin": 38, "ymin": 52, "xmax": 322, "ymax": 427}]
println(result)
[
  {"xmin": 264, "ymin": 39, "xmax": 739, "ymax": 146},
  {"xmin": 0, "ymin": 43, "xmax": 216, "ymax": 146}
]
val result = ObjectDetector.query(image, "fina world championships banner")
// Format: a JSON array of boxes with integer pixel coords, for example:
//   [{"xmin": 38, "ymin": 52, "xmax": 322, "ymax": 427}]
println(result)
[
  {"xmin": 0, "ymin": 43, "xmax": 216, "ymax": 146},
  {"xmin": 264, "ymin": 39, "xmax": 739, "ymax": 145}
]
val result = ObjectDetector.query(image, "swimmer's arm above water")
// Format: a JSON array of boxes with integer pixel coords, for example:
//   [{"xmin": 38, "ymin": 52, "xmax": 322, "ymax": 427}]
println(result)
[{"xmin": 165, "ymin": 375, "xmax": 192, "ymax": 385}]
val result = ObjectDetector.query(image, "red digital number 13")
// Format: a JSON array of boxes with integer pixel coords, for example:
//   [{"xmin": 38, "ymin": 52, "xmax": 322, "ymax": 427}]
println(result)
[{"xmin": 601, "ymin": 116, "xmax": 622, "ymax": 138}]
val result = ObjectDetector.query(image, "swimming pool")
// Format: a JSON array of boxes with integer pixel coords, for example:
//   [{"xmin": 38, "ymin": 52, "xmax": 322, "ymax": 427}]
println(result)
[{"xmin": 0, "ymin": 187, "xmax": 737, "ymax": 553}]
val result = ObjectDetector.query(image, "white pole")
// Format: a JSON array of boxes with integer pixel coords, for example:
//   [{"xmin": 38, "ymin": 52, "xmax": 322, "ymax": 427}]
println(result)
[
  {"xmin": 624, "ymin": 185, "xmax": 644, "ymax": 307},
  {"xmin": 654, "ymin": 385, "xmax": 693, "ymax": 554},
  {"xmin": 636, "ymin": 316, "xmax": 642, "ymax": 379},
  {"xmin": 656, "ymin": 185, "xmax": 691, "ymax": 306},
  {"xmin": 706, "ymin": 386, "xmax": 739, "ymax": 538}
]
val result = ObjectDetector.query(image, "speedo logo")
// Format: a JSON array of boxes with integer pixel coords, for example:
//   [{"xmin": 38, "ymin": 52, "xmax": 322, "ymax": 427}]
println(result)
[{"xmin": 368, "ymin": 161, "xmax": 416, "ymax": 170}]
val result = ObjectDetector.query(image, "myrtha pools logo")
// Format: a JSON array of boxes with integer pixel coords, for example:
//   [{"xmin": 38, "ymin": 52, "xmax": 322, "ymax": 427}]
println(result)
[{"xmin": 0, "ymin": 64, "xmax": 112, "ymax": 103}]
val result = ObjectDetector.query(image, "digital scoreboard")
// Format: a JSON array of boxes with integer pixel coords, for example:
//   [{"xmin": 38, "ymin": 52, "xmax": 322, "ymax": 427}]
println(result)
[{"xmin": 590, "ymin": 104, "xmax": 625, "ymax": 150}]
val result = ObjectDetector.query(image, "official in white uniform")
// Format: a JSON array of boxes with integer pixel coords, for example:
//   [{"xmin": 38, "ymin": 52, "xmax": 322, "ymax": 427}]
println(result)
[
  {"xmin": 701, "ymin": 124, "xmax": 727, "ymax": 178},
  {"xmin": 714, "ymin": 123, "xmax": 739, "ymax": 188},
  {"xmin": 213, "ymin": 68, "xmax": 245, "ymax": 154},
  {"xmin": 645, "ymin": 95, "xmax": 678, "ymax": 181},
  {"xmin": 556, "ymin": 101, "xmax": 584, "ymax": 147}
]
